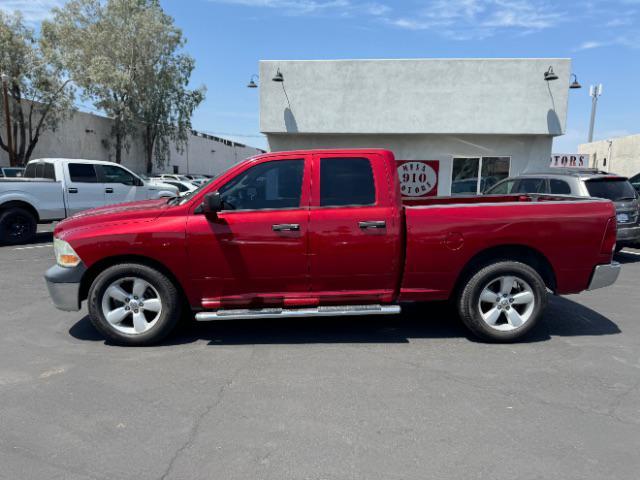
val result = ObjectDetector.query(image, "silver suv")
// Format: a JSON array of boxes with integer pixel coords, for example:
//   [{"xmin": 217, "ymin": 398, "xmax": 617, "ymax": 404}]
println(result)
[{"xmin": 485, "ymin": 169, "xmax": 640, "ymax": 251}]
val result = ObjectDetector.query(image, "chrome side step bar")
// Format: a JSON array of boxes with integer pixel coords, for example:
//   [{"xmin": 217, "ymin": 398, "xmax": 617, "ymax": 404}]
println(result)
[{"xmin": 195, "ymin": 304, "xmax": 401, "ymax": 321}]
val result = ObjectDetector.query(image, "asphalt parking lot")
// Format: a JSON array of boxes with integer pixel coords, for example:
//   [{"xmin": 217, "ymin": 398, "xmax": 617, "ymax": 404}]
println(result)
[{"xmin": 1, "ymin": 226, "xmax": 640, "ymax": 480}]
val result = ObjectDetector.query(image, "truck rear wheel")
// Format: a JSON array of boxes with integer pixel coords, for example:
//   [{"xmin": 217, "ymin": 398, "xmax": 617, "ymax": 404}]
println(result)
[
  {"xmin": 457, "ymin": 261, "xmax": 547, "ymax": 342},
  {"xmin": 0, "ymin": 207, "xmax": 37, "ymax": 245},
  {"xmin": 87, "ymin": 263, "xmax": 182, "ymax": 346}
]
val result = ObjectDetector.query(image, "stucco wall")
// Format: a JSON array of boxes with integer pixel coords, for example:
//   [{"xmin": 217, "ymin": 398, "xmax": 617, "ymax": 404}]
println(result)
[
  {"xmin": 0, "ymin": 109, "xmax": 263, "ymax": 176},
  {"xmin": 267, "ymin": 133, "xmax": 553, "ymax": 195},
  {"xmin": 260, "ymin": 58, "xmax": 570, "ymax": 136},
  {"xmin": 578, "ymin": 134, "xmax": 640, "ymax": 177}
]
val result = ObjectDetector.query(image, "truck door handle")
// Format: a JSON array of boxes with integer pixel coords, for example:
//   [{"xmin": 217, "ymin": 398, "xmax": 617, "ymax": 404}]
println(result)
[
  {"xmin": 105, "ymin": 188, "xmax": 114, "ymax": 193},
  {"xmin": 359, "ymin": 220, "xmax": 386, "ymax": 229},
  {"xmin": 68, "ymin": 187, "xmax": 78, "ymax": 194},
  {"xmin": 272, "ymin": 223, "xmax": 300, "ymax": 232}
]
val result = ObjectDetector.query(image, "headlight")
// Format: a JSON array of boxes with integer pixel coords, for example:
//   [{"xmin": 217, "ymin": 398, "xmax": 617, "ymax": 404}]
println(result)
[{"xmin": 53, "ymin": 238, "xmax": 81, "ymax": 268}]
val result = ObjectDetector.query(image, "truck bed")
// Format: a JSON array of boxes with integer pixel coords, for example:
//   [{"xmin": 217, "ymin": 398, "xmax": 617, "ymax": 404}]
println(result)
[
  {"xmin": 402, "ymin": 193, "xmax": 594, "ymax": 207},
  {"xmin": 400, "ymin": 194, "xmax": 616, "ymax": 301}
]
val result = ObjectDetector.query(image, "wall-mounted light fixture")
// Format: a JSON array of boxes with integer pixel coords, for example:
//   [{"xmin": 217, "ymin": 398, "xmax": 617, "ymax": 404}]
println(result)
[
  {"xmin": 544, "ymin": 66, "xmax": 558, "ymax": 81},
  {"xmin": 247, "ymin": 74, "xmax": 258, "ymax": 88},
  {"xmin": 272, "ymin": 68, "xmax": 284, "ymax": 82},
  {"xmin": 569, "ymin": 74, "xmax": 582, "ymax": 89}
]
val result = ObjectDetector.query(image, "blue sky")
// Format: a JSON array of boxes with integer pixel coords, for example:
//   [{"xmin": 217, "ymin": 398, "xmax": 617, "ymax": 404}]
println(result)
[{"xmin": 2, "ymin": 0, "xmax": 639, "ymax": 152}]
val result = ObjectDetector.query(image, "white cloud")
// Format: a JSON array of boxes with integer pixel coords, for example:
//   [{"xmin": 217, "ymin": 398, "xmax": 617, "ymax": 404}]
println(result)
[
  {"xmin": 605, "ymin": 17, "xmax": 633, "ymax": 27},
  {"xmin": 574, "ymin": 31, "xmax": 640, "ymax": 51},
  {"xmin": 575, "ymin": 40, "xmax": 607, "ymax": 50},
  {"xmin": 209, "ymin": 0, "xmax": 389, "ymax": 17},
  {"xmin": 390, "ymin": 0, "xmax": 564, "ymax": 40},
  {"xmin": 0, "ymin": 0, "xmax": 63, "ymax": 23},
  {"xmin": 212, "ymin": 0, "xmax": 640, "ymax": 47}
]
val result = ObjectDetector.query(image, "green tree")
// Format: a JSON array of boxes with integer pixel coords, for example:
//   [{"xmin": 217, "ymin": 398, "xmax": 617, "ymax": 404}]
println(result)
[
  {"xmin": 42, "ymin": 0, "xmax": 204, "ymax": 168},
  {"xmin": 0, "ymin": 11, "xmax": 75, "ymax": 166},
  {"xmin": 129, "ymin": 1, "xmax": 205, "ymax": 173}
]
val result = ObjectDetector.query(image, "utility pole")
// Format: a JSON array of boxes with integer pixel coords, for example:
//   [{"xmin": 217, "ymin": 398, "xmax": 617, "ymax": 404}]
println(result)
[
  {"xmin": 587, "ymin": 84, "xmax": 602, "ymax": 143},
  {"xmin": 1, "ymin": 73, "xmax": 14, "ymax": 166}
]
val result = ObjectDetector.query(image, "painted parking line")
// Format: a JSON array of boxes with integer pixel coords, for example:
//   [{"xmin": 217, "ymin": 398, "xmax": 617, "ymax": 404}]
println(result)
[
  {"xmin": 13, "ymin": 244, "xmax": 53, "ymax": 250},
  {"xmin": 622, "ymin": 250, "xmax": 640, "ymax": 256}
]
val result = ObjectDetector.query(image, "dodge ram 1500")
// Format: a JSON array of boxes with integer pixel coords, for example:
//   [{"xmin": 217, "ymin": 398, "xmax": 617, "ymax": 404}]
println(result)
[{"xmin": 45, "ymin": 149, "xmax": 620, "ymax": 345}]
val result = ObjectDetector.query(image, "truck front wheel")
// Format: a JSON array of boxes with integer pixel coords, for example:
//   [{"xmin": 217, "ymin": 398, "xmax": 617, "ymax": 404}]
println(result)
[
  {"xmin": 88, "ymin": 263, "xmax": 182, "ymax": 346},
  {"xmin": 457, "ymin": 261, "xmax": 547, "ymax": 342},
  {"xmin": 0, "ymin": 207, "xmax": 37, "ymax": 245}
]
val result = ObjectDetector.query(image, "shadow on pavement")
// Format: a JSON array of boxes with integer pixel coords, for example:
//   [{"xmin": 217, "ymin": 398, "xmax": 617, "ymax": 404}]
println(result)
[
  {"xmin": 33, "ymin": 231, "xmax": 54, "ymax": 244},
  {"xmin": 614, "ymin": 249, "xmax": 640, "ymax": 265},
  {"xmin": 69, "ymin": 295, "xmax": 620, "ymax": 346}
]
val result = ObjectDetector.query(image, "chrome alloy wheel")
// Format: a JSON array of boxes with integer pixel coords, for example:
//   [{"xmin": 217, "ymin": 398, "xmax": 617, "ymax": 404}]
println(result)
[
  {"xmin": 101, "ymin": 277, "xmax": 162, "ymax": 335},
  {"xmin": 477, "ymin": 275, "xmax": 535, "ymax": 332}
]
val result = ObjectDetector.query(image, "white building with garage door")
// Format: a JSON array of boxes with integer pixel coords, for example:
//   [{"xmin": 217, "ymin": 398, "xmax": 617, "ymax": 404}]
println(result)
[{"xmin": 258, "ymin": 58, "xmax": 572, "ymax": 196}]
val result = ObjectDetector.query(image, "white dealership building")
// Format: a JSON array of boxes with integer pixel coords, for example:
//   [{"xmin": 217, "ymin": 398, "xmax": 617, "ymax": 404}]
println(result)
[{"xmin": 259, "ymin": 58, "xmax": 572, "ymax": 196}]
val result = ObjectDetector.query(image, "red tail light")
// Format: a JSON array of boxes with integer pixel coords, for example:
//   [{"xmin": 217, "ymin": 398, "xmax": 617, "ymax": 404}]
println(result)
[{"xmin": 600, "ymin": 217, "xmax": 617, "ymax": 255}]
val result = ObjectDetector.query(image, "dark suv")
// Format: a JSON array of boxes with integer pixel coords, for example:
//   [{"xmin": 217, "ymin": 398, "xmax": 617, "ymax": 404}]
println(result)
[{"xmin": 485, "ymin": 169, "xmax": 640, "ymax": 251}]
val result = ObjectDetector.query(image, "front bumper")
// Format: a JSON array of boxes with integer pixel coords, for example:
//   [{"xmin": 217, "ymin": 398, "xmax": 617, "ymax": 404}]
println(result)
[
  {"xmin": 44, "ymin": 263, "xmax": 87, "ymax": 312},
  {"xmin": 587, "ymin": 262, "xmax": 621, "ymax": 291}
]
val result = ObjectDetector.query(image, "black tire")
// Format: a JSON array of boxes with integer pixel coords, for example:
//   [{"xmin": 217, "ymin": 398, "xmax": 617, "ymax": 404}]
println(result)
[
  {"xmin": 614, "ymin": 245, "xmax": 624, "ymax": 253},
  {"xmin": 0, "ymin": 207, "xmax": 37, "ymax": 245},
  {"xmin": 457, "ymin": 261, "xmax": 547, "ymax": 342},
  {"xmin": 87, "ymin": 263, "xmax": 182, "ymax": 346}
]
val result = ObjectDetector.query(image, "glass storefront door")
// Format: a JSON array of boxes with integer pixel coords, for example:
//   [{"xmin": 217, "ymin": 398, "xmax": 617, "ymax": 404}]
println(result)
[{"xmin": 451, "ymin": 156, "xmax": 511, "ymax": 194}]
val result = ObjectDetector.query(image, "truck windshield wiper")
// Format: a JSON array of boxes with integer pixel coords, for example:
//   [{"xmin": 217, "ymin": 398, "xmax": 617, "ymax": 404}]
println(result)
[{"xmin": 616, "ymin": 197, "xmax": 637, "ymax": 201}]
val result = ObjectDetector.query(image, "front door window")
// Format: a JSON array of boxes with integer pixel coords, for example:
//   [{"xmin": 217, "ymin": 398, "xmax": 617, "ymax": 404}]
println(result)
[{"xmin": 218, "ymin": 159, "xmax": 304, "ymax": 210}]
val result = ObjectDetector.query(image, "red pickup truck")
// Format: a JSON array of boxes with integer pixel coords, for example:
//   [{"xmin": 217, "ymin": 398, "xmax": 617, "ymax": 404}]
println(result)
[{"xmin": 45, "ymin": 149, "xmax": 620, "ymax": 345}]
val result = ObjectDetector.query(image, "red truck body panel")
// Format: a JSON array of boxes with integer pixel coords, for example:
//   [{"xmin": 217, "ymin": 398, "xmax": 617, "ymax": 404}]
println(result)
[{"xmin": 54, "ymin": 148, "xmax": 616, "ymax": 311}]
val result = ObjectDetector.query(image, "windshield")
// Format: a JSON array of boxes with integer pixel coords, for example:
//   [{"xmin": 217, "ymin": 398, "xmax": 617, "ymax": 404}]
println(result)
[{"xmin": 585, "ymin": 178, "xmax": 637, "ymax": 201}]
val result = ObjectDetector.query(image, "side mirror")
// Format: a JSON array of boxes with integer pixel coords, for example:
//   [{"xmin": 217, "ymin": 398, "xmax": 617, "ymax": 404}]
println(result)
[{"xmin": 202, "ymin": 191, "xmax": 223, "ymax": 216}]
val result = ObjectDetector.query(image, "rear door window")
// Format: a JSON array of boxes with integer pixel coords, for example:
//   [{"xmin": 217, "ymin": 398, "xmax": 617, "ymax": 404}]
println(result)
[
  {"xmin": 585, "ymin": 178, "xmax": 637, "ymax": 201},
  {"xmin": 485, "ymin": 179, "xmax": 516, "ymax": 194},
  {"xmin": 320, "ymin": 158, "xmax": 375, "ymax": 207},
  {"xmin": 549, "ymin": 179, "xmax": 571, "ymax": 194},
  {"xmin": 68, "ymin": 163, "xmax": 98, "ymax": 183},
  {"xmin": 514, "ymin": 178, "xmax": 545, "ymax": 193}
]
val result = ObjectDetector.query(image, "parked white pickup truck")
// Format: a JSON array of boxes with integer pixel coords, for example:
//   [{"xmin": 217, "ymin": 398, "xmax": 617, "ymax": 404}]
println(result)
[{"xmin": 0, "ymin": 158, "xmax": 178, "ymax": 244}]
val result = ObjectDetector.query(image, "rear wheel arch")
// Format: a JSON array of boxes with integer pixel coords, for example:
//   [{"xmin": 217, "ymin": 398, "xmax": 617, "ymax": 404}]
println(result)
[
  {"xmin": 454, "ymin": 244, "xmax": 557, "ymax": 296},
  {"xmin": 0, "ymin": 200, "xmax": 40, "ymax": 222}
]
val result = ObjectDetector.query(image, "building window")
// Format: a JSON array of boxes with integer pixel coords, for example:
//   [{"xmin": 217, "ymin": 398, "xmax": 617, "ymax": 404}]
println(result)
[{"xmin": 452, "ymin": 156, "xmax": 510, "ymax": 194}]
